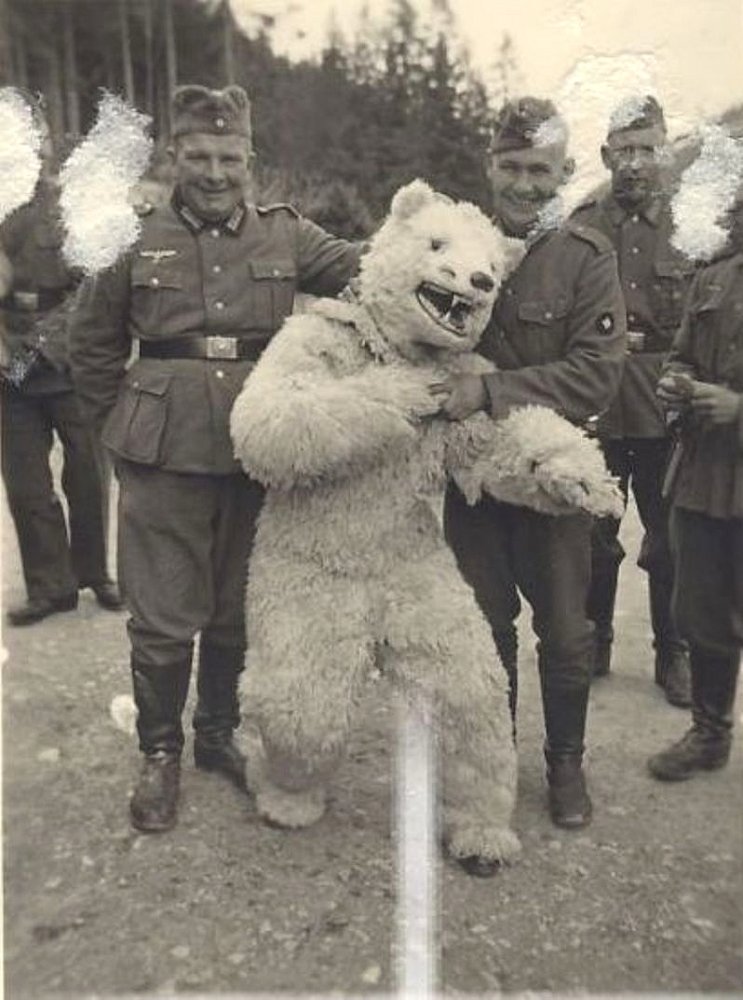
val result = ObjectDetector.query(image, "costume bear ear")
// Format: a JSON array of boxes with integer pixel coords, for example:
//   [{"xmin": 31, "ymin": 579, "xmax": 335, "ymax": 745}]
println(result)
[{"xmin": 390, "ymin": 179, "xmax": 437, "ymax": 221}]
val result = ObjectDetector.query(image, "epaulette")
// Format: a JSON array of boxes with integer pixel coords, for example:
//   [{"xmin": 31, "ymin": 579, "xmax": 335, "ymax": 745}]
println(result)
[
  {"xmin": 565, "ymin": 219, "xmax": 614, "ymax": 254},
  {"xmin": 571, "ymin": 196, "xmax": 599, "ymax": 215},
  {"xmin": 256, "ymin": 203, "xmax": 300, "ymax": 218}
]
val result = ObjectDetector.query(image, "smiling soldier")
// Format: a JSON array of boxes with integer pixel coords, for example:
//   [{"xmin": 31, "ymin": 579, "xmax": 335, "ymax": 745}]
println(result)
[
  {"xmin": 442, "ymin": 97, "xmax": 626, "ymax": 829},
  {"xmin": 69, "ymin": 85, "xmax": 362, "ymax": 834}
]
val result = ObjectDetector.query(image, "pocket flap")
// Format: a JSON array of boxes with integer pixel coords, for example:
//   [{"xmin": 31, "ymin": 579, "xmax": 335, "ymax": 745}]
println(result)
[
  {"xmin": 131, "ymin": 257, "xmax": 182, "ymax": 290},
  {"xmin": 654, "ymin": 260, "xmax": 688, "ymax": 279},
  {"xmin": 693, "ymin": 284, "xmax": 725, "ymax": 313},
  {"xmin": 517, "ymin": 296, "xmax": 568, "ymax": 324},
  {"xmin": 125, "ymin": 370, "xmax": 172, "ymax": 396},
  {"xmin": 250, "ymin": 259, "xmax": 297, "ymax": 280}
]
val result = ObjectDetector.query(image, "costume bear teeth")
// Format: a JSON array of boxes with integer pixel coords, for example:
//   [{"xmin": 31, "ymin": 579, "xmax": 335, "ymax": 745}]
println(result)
[{"xmin": 417, "ymin": 281, "xmax": 473, "ymax": 334}]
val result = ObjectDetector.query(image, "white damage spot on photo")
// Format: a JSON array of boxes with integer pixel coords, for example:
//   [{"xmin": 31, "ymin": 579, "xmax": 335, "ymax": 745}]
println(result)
[
  {"xmin": 671, "ymin": 124, "xmax": 743, "ymax": 262},
  {"xmin": 0, "ymin": 88, "xmax": 43, "ymax": 225},
  {"xmin": 60, "ymin": 92, "xmax": 153, "ymax": 274}
]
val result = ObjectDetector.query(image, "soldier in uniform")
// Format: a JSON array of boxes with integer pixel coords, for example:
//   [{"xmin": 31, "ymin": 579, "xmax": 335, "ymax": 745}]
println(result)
[
  {"xmin": 442, "ymin": 98, "xmax": 626, "ymax": 829},
  {"xmin": 573, "ymin": 96, "xmax": 693, "ymax": 706},
  {"xmin": 69, "ymin": 85, "xmax": 362, "ymax": 834},
  {"xmin": 647, "ymin": 181, "xmax": 743, "ymax": 781},
  {"xmin": 1, "ymin": 92, "xmax": 120, "ymax": 627}
]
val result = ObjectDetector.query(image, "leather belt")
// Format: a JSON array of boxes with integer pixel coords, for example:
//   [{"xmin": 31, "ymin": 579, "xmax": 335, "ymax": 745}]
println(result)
[
  {"xmin": 139, "ymin": 335, "xmax": 269, "ymax": 361},
  {"xmin": 3, "ymin": 289, "xmax": 68, "ymax": 312}
]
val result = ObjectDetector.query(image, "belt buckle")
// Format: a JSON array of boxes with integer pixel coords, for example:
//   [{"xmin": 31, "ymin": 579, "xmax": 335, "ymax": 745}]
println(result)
[
  {"xmin": 626, "ymin": 330, "xmax": 646, "ymax": 353},
  {"xmin": 13, "ymin": 291, "xmax": 40, "ymax": 311},
  {"xmin": 205, "ymin": 335, "xmax": 238, "ymax": 360}
]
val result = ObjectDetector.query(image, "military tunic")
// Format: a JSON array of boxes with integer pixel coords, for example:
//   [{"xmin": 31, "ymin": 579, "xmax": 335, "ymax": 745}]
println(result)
[
  {"xmin": 445, "ymin": 221, "xmax": 626, "ymax": 702},
  {"xmin": 572, "ymin": 192, "xmax": 695, "ymax": 659},
  {"xmin": 1, "ymin": 179, "xmax": 110, "ymax": 603},
  {"xmin": 664, "ymin": 252, "xmax": 743, "ymax": 653},
  {"xmin": 70, "ymin": 198, "xmax": 361, "ymax": 664}
]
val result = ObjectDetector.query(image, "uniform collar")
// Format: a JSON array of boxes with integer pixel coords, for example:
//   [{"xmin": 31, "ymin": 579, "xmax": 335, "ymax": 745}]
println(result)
[
  {"xmin": 172, "ymin": 193, "xmax": 247, "ymax": 235},
  {"xmin": 606, "ymin": 191, "xmax": 663, "ymax": 227}
]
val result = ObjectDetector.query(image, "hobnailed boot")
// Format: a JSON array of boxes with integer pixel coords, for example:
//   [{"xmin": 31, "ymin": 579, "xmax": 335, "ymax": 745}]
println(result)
[
  {"xmin": 541, "ymin": 671, "xmax": 593, "ymax": 828},
  {"xmin": 193, "ymin": 640, "xmax": 247, "ymax": 791},
  {"xmin": 648, "ymin": 648, "xmax": 739, "ymax": 781},
  {"xmin": 130, "ymin": 657, "xmax": 192, "ymax": 833}
]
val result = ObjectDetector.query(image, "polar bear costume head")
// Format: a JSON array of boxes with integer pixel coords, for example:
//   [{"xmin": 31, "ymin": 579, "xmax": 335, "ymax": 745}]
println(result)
[{"xmin": 359, "ymin": 179, "xmax": 522, "ymax": 361}]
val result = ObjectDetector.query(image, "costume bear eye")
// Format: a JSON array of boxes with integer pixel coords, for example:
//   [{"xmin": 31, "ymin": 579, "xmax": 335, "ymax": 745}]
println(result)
[{"xmin": 430, "ymin": 238, "xmax": 446, "ymax": 251}]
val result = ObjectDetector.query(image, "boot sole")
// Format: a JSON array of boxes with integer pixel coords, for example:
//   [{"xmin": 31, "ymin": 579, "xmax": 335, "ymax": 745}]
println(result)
[
  {"xmin": 130, "ymin": 810, "xmax": 178, "ymax": 833},
  {"xmin": 647, "ymin": 757, "xmax": 729, "ymax": 782}
]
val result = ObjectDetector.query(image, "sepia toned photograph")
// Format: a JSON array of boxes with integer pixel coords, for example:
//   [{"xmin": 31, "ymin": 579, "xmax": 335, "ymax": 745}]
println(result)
[{"xmin": 1, "ymin": 0, "xmax": 741, "ymax": 996}]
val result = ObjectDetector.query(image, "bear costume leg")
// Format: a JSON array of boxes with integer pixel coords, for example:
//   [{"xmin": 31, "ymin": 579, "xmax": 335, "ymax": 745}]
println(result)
[
  {"xmin": 244, "ymin": 555, "xmax": 375, "ymax": 828},
  {"xmin": 381, "ymin": 550, "xmax": 520, "ymax": 866}
]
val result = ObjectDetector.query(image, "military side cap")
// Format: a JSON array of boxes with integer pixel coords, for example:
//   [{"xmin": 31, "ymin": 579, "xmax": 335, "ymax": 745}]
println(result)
[
  {"xmin": 491, "ymin": 97, "xmax": 565, "ymax": 153},
  {"xmin": 172, "ymin": 85, "xmax": 251, "ymax": 141},
  {"xmin": 607, "ymin": 95, "xmax": 666, "ymax": 137}
]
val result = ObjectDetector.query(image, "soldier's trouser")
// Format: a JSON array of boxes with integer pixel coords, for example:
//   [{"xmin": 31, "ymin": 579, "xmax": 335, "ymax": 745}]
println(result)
[
  {"xmin": 116, "ymin": 460, "xmax": 264, "ymax": 667},
  {"xmin": 670, "ymin": 506, "xmax": 743, "ymax": 657},
  {"xmin": 1, "ymin": 383, "xmax": 110, "ymax": 601},
  {"xmin": 588, "ymin": 437, "xmax": 684, "ymax": 654},
  {"xmin": 444, "ymin": 483, "xmax": 594, "ymax": 755}
]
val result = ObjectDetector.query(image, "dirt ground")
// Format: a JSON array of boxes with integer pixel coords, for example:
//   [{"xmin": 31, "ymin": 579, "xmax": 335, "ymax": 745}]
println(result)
[{"xmin": 2, "ymin": 488, "xmax": 742, "ymax": 998}]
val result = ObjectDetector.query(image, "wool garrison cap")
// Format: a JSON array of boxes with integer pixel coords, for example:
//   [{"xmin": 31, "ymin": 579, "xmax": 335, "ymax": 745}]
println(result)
[
  {"xmin": 491, "ymin": 97, "xmax": 566, "ymax": 153},
  {"xmin": 171, "ymin": 85, "xmax": 252, "ymax": 141},
  {"xmin": 607, "ymin": 95, "xmax": 666, "ymax": 137}
]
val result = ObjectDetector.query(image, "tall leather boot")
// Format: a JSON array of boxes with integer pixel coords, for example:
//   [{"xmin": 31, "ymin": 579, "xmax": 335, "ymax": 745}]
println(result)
[
  {"xmin": 540, "ymin": 670, "xmax": 593, "ymax": 829},
  {"xmin": 130, "ymin": 657, "xmax": 192, "ymax": 833},
  {"xmin": 494, "ymin": 625, "xmax": 518, "ymax": 738},
  {"xmin": 586, "ymin": 523, "xmax": 623, "ymax": 678},
  {"xmin": 648, "ymin": 647, "xmax": 739, "ymax": 781},
  {"xmin": 192, "ymin": 640, "xmax": 247, "ymax": 790}
]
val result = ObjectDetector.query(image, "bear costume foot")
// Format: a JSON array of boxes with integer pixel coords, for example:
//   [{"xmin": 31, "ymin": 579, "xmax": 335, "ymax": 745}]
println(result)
[
  {"xmin": 256, "ymin": 781, "xmax": 327, "ymax": 830},
  {"xmin": 444, "ymin": 825, "xmax": 521, "ymax": 872}
]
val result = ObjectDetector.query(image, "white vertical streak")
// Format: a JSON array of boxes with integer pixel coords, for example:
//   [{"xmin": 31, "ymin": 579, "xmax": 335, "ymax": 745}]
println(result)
[{"xmin": 396, "ymin": 695, "xmax": 437, "ymax": 1000}]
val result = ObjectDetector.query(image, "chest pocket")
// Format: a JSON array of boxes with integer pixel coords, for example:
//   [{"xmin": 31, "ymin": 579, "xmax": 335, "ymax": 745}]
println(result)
[
  {"xmin": 515, "ymin": 295, "xmax": 570, "ymax": 361},
  {"xmin": 131, "ymin": 257, "xmax": 183, "ymax": 330},
  {"xmin": 651, "ymin": 259, "xmax": 692, "ymax": 328},
  {"xmin": 248, "ymin": 259, "xmax": 297, "ymax": 331}
]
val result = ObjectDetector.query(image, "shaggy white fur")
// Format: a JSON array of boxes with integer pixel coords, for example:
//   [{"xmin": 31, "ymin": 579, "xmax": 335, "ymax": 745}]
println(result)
[{"xmin": 230, "ymin": 179, "xmax": 619, "ymax": 865}]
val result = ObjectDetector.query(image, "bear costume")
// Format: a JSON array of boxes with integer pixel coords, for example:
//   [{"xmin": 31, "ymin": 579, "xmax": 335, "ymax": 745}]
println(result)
[{"xmin": 230, "ymin": 180, "xmax": 621, "ymax": 875}]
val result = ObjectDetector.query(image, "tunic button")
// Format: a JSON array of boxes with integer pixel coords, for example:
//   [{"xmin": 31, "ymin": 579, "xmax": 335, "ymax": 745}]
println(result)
[
  {"xmin": 211, "ymin": 229, "xmax": 220, "ymax": 238},
  {"xmin": 272, "ymin": 268, "xmax": 280, "ymax": 277},
  {"xmin": 213, "ymin": 264, "xmax": 222, "ymax": 274},
  {"xmin": 151, "ymin": 277, "xmax": 159, "ymax": 287},
  {"xmin": 631, "ymin": 215, "xmax": 639, "ymax": 223},
  {"xmin": 629, "ymin": 281, "xmax": 637, "ymax": 289},
  {"xmin": 631, "ymin": 247, "xmax": 639, "ymax": 254},
  {"xmin": 215, "ymin": 301, "xmax": 225, "ymax": 310},
  {"xmin": 215, "ymin": 369, "xmax": 225, "ymax": 379},
  {"xmin": 544, "ymin": 311, "xmax": 553, "ymax": 320}
]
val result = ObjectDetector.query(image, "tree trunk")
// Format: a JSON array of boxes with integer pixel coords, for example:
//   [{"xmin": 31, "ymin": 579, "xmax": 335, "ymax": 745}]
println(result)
[
  {"xmin": 119, "ymin": 0, "xmax": 134, "ymax": 105},
  {"xmin": 163, "ymin": 0, "xmax": 178, "ymax": 132},
  {"xmin": 0, "ymin": 0, "xmax": 12, "ymax": 86},
  {"xmin": 143, "ymin": 0, "xmax": 155, "ymax": 116},
  {"xmin": 62, "ymin": 0, "xmax": 81, "ymax": 137},
  {"xmin": 222, "ymin": 1, "xmax": 235, "ymax": 84}
]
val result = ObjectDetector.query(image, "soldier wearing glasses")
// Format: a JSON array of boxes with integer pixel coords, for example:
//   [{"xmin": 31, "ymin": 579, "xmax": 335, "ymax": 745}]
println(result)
[{"xmin": 70, "ymin": 85, "xmax": 361, "ymax": 834}]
